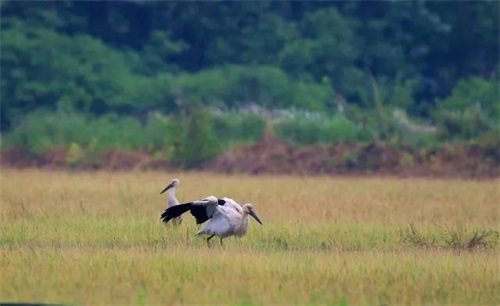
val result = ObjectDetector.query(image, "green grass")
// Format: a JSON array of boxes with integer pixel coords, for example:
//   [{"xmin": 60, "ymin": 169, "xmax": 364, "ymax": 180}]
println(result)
[{"xmin": 1, "ymin": 170, "xmax": 499, "ymax": 305}]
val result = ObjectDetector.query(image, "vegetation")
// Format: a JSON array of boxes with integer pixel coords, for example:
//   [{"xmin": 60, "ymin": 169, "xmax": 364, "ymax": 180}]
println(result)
[
  {"xmin": 1, "ymin": 170, "xmax": 499, "ymax": 304},
  {"xmin": 2, "ymin": 110, "xmax": 267, "ymax": 168},
  {"xmin": 273, "ymin": 113, "xmax": 371, "ymax": 145},
  {"xmin": 400, "ymin": 224, "xmax": 499, "ymax": 251},
  {"xmin": 1, "ymin": 1, "xmax": 498, "ymax": 168}
]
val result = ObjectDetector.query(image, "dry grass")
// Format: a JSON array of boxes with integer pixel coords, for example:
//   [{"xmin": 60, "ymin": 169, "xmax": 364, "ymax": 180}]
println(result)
[{"xmin": 1, "ymin": 169, "xmax": 499, "ymax": 305}]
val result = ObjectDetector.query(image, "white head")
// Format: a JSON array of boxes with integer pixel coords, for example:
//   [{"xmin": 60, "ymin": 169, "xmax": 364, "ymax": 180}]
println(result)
[
  {"xmin": 160, "ymin": 178, "xmax": 180, "ymax": 194},
  {"xmin": 242, "ymin": 204, "xmax": 263, "ymax": 225}
]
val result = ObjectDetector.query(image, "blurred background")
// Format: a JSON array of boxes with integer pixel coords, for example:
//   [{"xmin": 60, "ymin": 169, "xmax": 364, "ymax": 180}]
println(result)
[{"xmin": 1, "ymin": 0, "xmax": 498, "ymax": 176}]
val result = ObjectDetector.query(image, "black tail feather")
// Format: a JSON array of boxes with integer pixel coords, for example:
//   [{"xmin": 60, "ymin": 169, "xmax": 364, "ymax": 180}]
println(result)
[{"xmin": 160, "ymin": 203, "xmax": 193, "ymax": 223}]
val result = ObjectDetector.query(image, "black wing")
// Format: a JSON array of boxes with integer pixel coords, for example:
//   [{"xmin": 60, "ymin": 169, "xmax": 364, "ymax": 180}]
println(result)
[
  {"xmin": 160, "ymin": 203, "xmax": 192, "ymax": 223},
  {"xmin": 189, "ymin": 206, "xmax": 210, "ymax": 224},
  {"xmin": 190, "ymin": 198, "xmax": 226, "ymax": 224},
  {"xmin": 161, "ymin": 198, "xmax": 227, "ymax": 224}
]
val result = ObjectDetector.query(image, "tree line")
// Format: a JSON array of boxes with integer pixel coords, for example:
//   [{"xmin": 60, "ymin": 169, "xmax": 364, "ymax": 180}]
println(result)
[{"xmin": 1, "ymin": 0, "xmax": 498, "ymax": 162}]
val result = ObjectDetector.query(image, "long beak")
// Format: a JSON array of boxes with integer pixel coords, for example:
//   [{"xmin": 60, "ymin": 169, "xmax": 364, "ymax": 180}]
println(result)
[
  {"xmin": 160, "ymin": 183, "xmax": 174, "ymax": 194},
  {"xmin": 249, "ymin": 211, "xmax": 263, "ymax": 225}
]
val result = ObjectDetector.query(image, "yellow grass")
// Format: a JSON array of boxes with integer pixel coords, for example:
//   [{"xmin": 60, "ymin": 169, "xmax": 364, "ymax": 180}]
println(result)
[{"xmin": 1, "ymin": 169, "xmax": 499, "ymax": 305}]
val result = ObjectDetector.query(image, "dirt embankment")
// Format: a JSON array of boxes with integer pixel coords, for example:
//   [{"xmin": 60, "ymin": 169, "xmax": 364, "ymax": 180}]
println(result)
[
  {"xmin": 206, "ymin": 134, "xmax": 499, "ymax": 179},
  {"xmin": 2, "ymin": 134, "xmax": 499, "ymax": 179}
]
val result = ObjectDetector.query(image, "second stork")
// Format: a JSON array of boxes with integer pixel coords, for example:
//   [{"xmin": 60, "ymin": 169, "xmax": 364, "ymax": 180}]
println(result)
[{"xmin": 160, "ymin": 178, "xmax": 182, "ymax": 225}]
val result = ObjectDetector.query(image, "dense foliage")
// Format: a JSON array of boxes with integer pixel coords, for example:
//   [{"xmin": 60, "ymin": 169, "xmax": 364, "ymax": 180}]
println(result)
[{"xmin": 1, "ymin": 1, "xmax": 498, "ymax": 167}]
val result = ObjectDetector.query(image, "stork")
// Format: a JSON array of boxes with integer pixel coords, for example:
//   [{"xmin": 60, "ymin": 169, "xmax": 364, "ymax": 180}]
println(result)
[
  {"xmin": 160, "ymin": 178, "xmax": 182, "ymax": 225},
  {"xmin": 161, "ymin": 196, "xmax": 235, "ymax": 224},
  {"xmin": 160, "ymin": 196, "xmax": 263, "ymax": 248}
]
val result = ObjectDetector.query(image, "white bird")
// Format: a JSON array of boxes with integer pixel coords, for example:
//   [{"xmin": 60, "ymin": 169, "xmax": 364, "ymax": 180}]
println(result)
[
  {"xmin": 160, "ymin": 178, "xmax": 182, "ymax": 225},
  {"xmin": 160, "ymin": 196, "xmax": 263, "ymax": 248}
]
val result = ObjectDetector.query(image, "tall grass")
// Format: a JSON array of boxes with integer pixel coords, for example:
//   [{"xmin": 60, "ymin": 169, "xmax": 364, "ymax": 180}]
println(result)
[{"xmin": 1, "ymin": 170, "xmax": 499, "ymax": 304}]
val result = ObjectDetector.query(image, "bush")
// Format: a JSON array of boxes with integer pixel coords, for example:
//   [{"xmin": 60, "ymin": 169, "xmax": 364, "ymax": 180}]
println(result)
[
  {"xmin": 142, "ymin": 113, "xmax": 181, "ymax": 152},
  {"xmin": 2, "ymin": 110, "xmax": 178, "ymax": 155},
  {"xmin": 400, "ymin": 224, "xmax": 499, "ymax": 251},
  {"xmin": 434, "ymin": 77, "xmax": 499, "ymax": 141},
  {"xmin": 212, "ymin": 113, "xmax": 266, "ymax": 146},
  {"xmin": 2, "ymin": 109, "xmax": 270, "ymax": 168},
  {"xmin": 290, "ymin": 81, "xmax": 332, "ymax": 111},
  {"xmin": 435, "ymin": 77, "xmax": 499, "ymax": 121},
  {"xmin": 385, "ymin": 109, "xmax": 438, "ymax": 147},
  {"xmin": 273, "ymin": 114, "xmax": 370, "ymax": 145},
  {"xmin": 170, "ymin": 108, "xmax": 220, "ymax": 168},
  {"xmin": 435, "ymin": 104, "xmax": 498, "ymax": 141},
  {"xmin": 225, "ymin": 65, "xmax": 292, "ymax": 109},
  {"xmin": 174, "ymin": 65, "xmax": 332, "ymax": 111},
  {"xmin": 2, "ymin": 110, "xmax": 89, "ymax": 154}
]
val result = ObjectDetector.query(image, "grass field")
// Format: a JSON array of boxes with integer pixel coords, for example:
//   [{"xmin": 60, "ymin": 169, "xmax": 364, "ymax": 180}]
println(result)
[{"xmin": 1, "ymin": 169, "xmax": 499, "ymax": 305}]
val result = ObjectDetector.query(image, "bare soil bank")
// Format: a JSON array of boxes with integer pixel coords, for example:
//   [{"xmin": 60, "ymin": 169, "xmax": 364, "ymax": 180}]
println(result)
[
  {"xmin": 206, "ymin": 134, "xmax": 499, "ymax": 179},
  {"xmin": 2, "ymin": 134, "xmax": 498, "ymax": 179}
]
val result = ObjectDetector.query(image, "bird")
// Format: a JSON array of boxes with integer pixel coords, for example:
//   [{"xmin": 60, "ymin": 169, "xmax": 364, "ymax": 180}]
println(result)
[
  {"xmin": 160, "ymin": 178, "xmax": 183, "ymax": 225},
  {"xmin": 161, "ymin": 195, "xmax": 234, "ymax": 225},
  {"xmin": 160, "ymin": 196, "xmax": 263, "ymax": 248}
]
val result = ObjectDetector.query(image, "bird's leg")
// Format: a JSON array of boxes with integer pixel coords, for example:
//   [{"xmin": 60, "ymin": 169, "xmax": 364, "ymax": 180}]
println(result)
[
  {"xmin": 216, "ymin": 238, "xmax": 224, "ymax": 252},
  {"xmin": 206, "ymin": 234, "xmax": 215, "ymax": 249}
]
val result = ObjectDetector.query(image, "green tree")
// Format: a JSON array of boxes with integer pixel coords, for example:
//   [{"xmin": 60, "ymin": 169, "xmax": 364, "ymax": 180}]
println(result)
[
  {"xmin": 172, "ymin": 106, "xmax": 219, "ymax": 168},
  {"xmin": 0, "ymin": 19, "xmax": 176, "ymax": 128}
]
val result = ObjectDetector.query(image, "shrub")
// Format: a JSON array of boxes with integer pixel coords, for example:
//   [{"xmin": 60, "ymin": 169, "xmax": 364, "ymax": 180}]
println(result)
[
  {"xmin": 435, "ymin": 104, "xmax": 497, "ymax": 141},
  {"xmin": 273, "ymin": 114, "xmax": 369, "ymax": 145},
  {"xmin": 88, "ymin": 116, "xmax": 144, "ymax": 152},
  {"xmin": 142, "ymin": 113, "xmax": 180, "ymax": 152},
  {"xmin": 2, "ymin": 110, "xmax": 178, "ymax": 155},
  {"xmin": 170, "ymin": 108, "xmax": 220, "ymax": 168},
  {"xmin": 2, "ymin": 109, "xmax": 270, "ymax": 168},
  {"xmin": 385, "ymin": 109, "xmax": 438, "ymax": 147},
  {"xmin": 434, "ymin": 77, "xmax": 499, "ymax": 141},
  {"xmin": 435, "ymin": 77, "xmax": 499, "ymax": 121},
  {"xmin": 174, "ymin": 65, "xmax": 332, "ymax": 111},
  {"xmin": 212, "ymin": 113, "xmax": 266, "ymax": 145},
  {"xmin": 290, "ymin": 81, "xmax": 332, "ymax": 111},
  {"xmin": 174, "ymin": 69, "xmax": 230, "ymax": 107},
  {"xmin": 224, "ymin": 65, "xmax": 292, "ymax": 108},
  {"xmin": 2, "ymin": 110, "xmax": 89, "ymax": 154},
  {"xmin": 400, "ymin": 224, "xmax": 499, "ymax": 251},
  {"xmin": 399, "ymin": 152, "xmax": 415, "ymax": 168}
]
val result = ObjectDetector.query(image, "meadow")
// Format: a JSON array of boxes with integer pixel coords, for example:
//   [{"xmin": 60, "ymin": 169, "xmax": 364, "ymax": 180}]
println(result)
[{"xmin": 1, "ymin": 169, "xmax": 499, "ymax": 305}]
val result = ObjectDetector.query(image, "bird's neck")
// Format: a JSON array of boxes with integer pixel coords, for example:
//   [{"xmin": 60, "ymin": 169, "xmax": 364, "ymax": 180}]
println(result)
[
  {"xmin": 167, "ymin": 188, "xmax": 179, "ymax": 205},
  {"xmin": 239, "ymin": 211, "xmax": 250, "ymax": 230}
]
